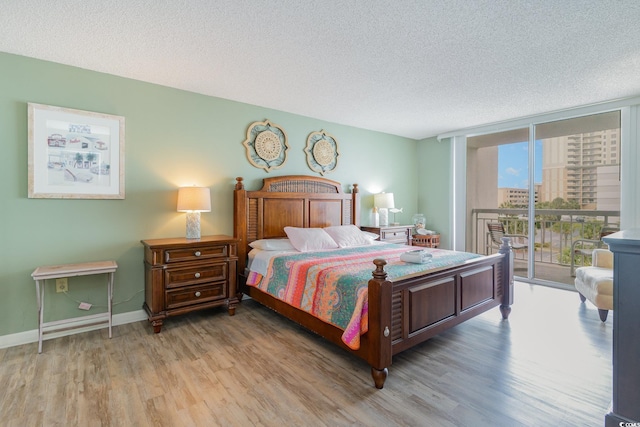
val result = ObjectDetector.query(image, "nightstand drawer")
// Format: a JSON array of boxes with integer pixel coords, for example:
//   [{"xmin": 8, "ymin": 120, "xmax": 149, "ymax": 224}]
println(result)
[
  {"xmin": 381, "ymin": 229, "xmax": 409, "ymax": 243},
  {"xmin": 166, "ymin": 282, "xmax": 226, "ymax": 309},
  {"xmin": 361, "ymin": 225, "xmax": 413, "ymax": 245},
  {"xmin": 164, "ymin": 244, "xmax": 228, "ymax": 263},
  {"xmin": 165, "ymin": 263, "xmax": 228, "ymax": 289}
]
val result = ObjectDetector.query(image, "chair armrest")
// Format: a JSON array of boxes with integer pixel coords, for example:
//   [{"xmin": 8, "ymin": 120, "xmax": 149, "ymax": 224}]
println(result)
[
  {"xmin": 593, "ymin": 249, "xmax": 613, "ymax": 269},
  {"xmin": 504, "ymin": 233, "xmax": 528, "ymax": 240},
  {"xmin": 571, "ymin": 238, "xmax": 601, "ymax": 252}
]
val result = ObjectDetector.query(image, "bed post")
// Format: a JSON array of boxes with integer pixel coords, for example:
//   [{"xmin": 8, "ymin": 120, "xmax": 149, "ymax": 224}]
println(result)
[
  {"xmin": 499, "ymin": 237, "xmax": 514, "ymax": 319},
  {"xmin": 368, "ymin": 259, "xmax": 393, "ymax": 389},
  {"xmin": 351, "ymin": 183, "xmax": 360, "ymax": 226},
  {"xmin": 234, "ymin": 177, "xmax": 248, "ymax": 276}
]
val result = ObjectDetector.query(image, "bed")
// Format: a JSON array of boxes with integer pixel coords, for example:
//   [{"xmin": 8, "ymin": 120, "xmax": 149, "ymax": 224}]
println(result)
[{"xmin": 233, "ymin": 175, "xmax": 513, "ymax": 389}]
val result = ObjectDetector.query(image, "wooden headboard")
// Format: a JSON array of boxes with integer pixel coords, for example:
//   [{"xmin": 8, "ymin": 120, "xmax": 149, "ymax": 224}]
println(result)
[{"xmin": 233, "ymin": 175, "xmax": 360, "ymax": 274}]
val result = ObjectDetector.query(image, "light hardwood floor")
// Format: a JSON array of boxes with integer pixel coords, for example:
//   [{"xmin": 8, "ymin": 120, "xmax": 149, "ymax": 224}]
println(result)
[{"xmin": 0, "ymin": 283, "xmax": 612, "ymax": 427}]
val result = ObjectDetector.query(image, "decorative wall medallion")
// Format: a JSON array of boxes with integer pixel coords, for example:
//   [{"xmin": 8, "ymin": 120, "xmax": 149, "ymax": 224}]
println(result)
[
  {"xmin": 242, "ymin": 119, "xmax": 288, "ymax": 172},
  {"xmin": 304, "ymin": 129, "xmax": 339, "ymax": 175}
]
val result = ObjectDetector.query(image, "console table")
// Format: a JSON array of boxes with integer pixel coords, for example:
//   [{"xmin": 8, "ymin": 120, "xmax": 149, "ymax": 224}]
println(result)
[{"xmin": 31, "ymin": 260, "xmax": 117, "ymax": 353}]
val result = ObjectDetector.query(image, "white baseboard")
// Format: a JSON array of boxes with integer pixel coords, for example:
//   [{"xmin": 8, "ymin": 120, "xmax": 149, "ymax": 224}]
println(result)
[{"xmin": 0, "ymin": 309, "xmax": 148, "ymax": 350}]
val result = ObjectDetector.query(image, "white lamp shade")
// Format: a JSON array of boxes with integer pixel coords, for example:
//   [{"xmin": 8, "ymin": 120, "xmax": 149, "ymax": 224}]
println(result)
[
  {"xmin": 177, "ymin": 186, "xmax": 211, "ymax": 212},
  {"xmin": 374, "ymin": 192, "xmax": 395, "ymax": 209}
]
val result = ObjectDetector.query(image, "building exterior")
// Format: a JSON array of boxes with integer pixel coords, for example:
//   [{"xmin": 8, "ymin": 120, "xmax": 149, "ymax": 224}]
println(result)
[
  {"xmin": 540, "ymin": 129, "xmax": 620, "ymax": 209},
  {"xmin": 497, "ymin": 185, "xmax": 540, "ymax": 207}
]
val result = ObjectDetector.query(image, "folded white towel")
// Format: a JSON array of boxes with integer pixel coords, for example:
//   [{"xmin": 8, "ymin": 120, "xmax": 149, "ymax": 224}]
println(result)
[{"xmin": 400, "ymin": 250, "xmax": 433, "ymax": 264}]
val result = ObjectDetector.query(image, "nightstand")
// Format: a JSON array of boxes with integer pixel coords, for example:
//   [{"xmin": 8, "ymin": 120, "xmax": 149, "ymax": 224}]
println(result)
[
  {"xmin": 141, "ymin": 235, "xmax": 238, "ymax": 333},
  {"xmin": 361, "ymin": 225, "xmax": 413, "ymax": 245}
]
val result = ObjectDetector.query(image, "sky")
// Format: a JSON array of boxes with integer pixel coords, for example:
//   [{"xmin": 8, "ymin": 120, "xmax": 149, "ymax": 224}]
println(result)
[{"xmin": 497, "ymin": 140, "xmax": 543, "ymax": 189}]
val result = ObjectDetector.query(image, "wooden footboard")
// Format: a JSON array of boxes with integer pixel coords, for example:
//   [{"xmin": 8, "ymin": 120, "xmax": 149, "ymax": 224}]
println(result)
[{"xmin": 390, "ymin": 251, "xmax": 511, "ymax": 354}]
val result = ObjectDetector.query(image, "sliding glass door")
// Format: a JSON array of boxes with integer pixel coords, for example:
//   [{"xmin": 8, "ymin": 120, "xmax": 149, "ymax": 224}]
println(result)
[{"xmin": 466, "ymin": 111, "xmax": 621, "ymax": 287}]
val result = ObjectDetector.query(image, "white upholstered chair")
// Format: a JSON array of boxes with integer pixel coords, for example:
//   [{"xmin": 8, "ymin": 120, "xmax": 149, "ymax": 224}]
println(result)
[
  {"xmin": 570, "ymin": 226, "xmax": 618, "ymax": 276},
  {"xmin": 574, "ymin": 248, "xmax": 614, "ymax": 322}
]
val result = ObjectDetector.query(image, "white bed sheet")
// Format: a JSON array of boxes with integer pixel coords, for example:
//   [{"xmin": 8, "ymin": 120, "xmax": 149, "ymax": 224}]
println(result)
[{"xmin": 247, "ymin": 248, "xmax": 298, "ymax": 276}]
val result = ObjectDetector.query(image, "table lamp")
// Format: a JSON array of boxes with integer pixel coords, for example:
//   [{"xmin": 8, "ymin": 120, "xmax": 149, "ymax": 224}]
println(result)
[
  {"xmin": 374, "ymin": 192, "xmax": 394, "ymax": 227},
  {"xmin": 177, "ymin": 186, "xmax": 211, "ymax": 239}
]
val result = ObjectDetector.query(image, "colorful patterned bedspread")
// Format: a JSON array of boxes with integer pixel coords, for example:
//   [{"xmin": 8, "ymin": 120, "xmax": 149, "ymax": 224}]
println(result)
[{"xmin": 247, "ymin": 244, "xmax": 481, "ymax": 350}]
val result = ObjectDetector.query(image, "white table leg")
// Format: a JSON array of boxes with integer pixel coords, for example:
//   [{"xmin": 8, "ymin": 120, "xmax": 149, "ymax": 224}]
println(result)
[
  {"xmin": 36, "ymin": 279, "xmax": 44, "ymax": 354},
  {"xmin": 107, "ymin": 272, "xmax": 114, "ymax": 338}
]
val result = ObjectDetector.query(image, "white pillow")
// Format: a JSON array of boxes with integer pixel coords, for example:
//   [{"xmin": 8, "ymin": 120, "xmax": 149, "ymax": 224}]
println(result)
[
  {"xmin": 283, "ymin": 227, "xmax": 339, "ymax": 252},
  {"xmin": 324, "ymin": 225, "xmax": 375, "ymax": 248},
  {"xmin": 361, "ymin": 231, "xmax": 380, "ymax": 241},
  {"xmin": 249, "ymin": 239, "xmax": 296, "ymax": 251}
]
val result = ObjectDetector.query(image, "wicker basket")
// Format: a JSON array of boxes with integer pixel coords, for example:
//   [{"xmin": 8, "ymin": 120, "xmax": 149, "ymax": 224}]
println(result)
[{"xmin": 412, "ymin": 234, "xmax": 440, "ymax": 248}]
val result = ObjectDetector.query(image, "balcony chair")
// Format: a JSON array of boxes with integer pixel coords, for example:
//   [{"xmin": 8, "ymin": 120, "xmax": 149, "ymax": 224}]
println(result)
[
  {"xmin": 487, "ymin": 222, "xmax": 528, "ymax": 253},
  {"xmin": 570, "ymin": 226, "xmax": 618, "ymax": 276},
  {"xmin": 574, "ymin": 248, "xmax": 613, "ymax": 322}
]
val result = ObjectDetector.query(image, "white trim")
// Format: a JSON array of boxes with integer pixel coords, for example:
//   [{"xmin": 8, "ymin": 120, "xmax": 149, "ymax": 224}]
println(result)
[
  {"xmin": 621, "ymin": 105, "xmax": 639, "ymax": 229},
  {"xmin": 0, "ymin": 309, "xmax": 147, "ymax": 350},
  {"xmin": 526, "ymin": 124, "xmax": 535, "ymax": 281},
  {"xmin": 451, "ymin": 135, "xmax": 467, "ymax": 251},
  {"xmin": 437, "ymin": 95, "xmax": 640, "ymax": 141}
]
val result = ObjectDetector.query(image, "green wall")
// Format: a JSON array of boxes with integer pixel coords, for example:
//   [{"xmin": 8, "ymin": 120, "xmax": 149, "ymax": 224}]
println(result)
[
  {"xmin": 0, "ymin": 52, "xmax": 420, "ymax": 339},
  {"xmin": 417, "ymin": 137, "xmax": 452, "ymax": 248}
]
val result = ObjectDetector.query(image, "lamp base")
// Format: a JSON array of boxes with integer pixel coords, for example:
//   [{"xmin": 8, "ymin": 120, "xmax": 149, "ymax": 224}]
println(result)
[
  {"xmin": 185, "ymin": 212, "xmax": 201, "ymax": 239},
  {"xmin": 379, "ymin": 208, "xmax": 389, "ymax": 227}
]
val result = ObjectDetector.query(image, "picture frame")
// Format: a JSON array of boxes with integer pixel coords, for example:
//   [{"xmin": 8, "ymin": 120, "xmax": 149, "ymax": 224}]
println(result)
[{"xmin": 28, "ymin": 103, "xmax": 125, "ymax": 199}]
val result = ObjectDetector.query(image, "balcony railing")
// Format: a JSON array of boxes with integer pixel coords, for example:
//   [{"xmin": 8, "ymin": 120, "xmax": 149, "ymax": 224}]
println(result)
[{"xmin": 472, "ymin": 208, "xmax": 620, "ymax": 285}]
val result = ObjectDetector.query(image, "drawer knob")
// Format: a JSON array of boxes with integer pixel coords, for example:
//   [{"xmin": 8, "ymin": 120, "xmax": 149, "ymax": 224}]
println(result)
[
  {"xmin": 194, "ymin": 251, "xmax": 201, "ymax": 257},
  {"xmin": 194, "ymin": 272, "xmax": 201, "ymax": 278},
  {"xmin": 195, "ymin": 291, "xmax": 201, "ymax": 297}
]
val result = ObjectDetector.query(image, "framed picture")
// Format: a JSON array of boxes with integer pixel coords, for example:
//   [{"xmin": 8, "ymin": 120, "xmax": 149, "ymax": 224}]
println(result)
[{"xmin": 28, "ymin": 103, "xmax": 125, "ymax": 199}]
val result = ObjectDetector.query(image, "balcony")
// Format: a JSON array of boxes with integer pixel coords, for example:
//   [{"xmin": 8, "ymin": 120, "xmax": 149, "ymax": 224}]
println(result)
[{"xmin": 472, "ymin": 208, "xmax": 619, "ymax": 286}]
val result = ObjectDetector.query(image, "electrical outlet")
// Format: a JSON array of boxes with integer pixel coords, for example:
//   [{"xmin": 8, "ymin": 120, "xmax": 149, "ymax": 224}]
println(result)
[{"xmin": 56, "ymin": 278, "xmax": 68, "ymax": 293}]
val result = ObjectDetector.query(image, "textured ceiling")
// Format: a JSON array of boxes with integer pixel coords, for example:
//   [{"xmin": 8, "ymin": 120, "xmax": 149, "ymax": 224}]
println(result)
[{"xmin": 3, "ymin": 0, "xmax": 640, "ymax": 139}]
